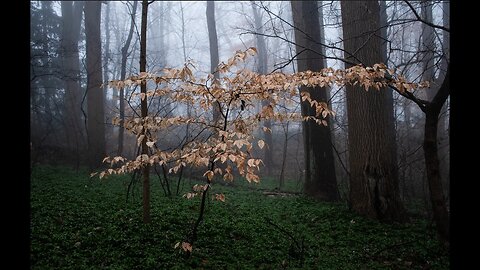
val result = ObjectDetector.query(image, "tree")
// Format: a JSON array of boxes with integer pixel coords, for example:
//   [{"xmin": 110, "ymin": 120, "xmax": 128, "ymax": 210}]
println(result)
[
  {"xmin": 139, "ymin": 0, "xmax": 151, "ymax": 224},
  {"xmin": 117, "ymin": 1, "xmax": 138, "ymax": 157},
  {"xmin": 341, "ymin": 1, "xmax": 407, "ymax": 222},
  {"xmin": 60, "ymin": 1, "xmax": 85, "ymax": 167},
  {"xmin": 420, "ymin": 0, "xmax": 436, "ymax": 101},
  {"xmin": 401, "ymin": 0, "xmax": 450, "ymax": 245},
  {"xmin": 103, "ymin": 1, "xmax": 113, "ymax": 145},
  {"xmin": 85, "ymin": 1, "xmax": 106, "ymax": 170},
  {"xmin": 206, "ymin": 1, "xmax": 221, "ymax": 123},
  {"xmin": 423, "ymin": 65, "xmax": 450, "ymax": 244},
  {"xmin": 291, "ymin": 1, "xmax": 339, "ymax": 201},
  {"xmin": 251, "ymin": 1, "xmax": 273, "ymax": 177},
  {"xmin": 100, "ymin": 47, "xmax": 426, "ymax": 253},
  {"xmin": 420, "ymin": 0, "xmax": 449, "ymax": 192}
]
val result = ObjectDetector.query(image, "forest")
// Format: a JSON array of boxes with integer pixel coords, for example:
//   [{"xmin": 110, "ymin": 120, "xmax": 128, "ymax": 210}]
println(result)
[{"xmin": 30, "ymin": 1, "xmax": 450, "ymax": 269}]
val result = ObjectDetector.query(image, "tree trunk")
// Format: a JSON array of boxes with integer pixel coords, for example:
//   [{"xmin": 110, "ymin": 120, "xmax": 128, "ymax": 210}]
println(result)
[
  {"xmin": 180, "ymin": 2, "xmax": 187, "ymax": 63},
  {"xmin": 103, "ymin": 1, "xmax": 112, "ymax": 152},
  {"xmin": 140, "ymin": 0, "xmax": 151, "ymax": 224},
  {"xmin": 421, "ymin": 0, "xmax": 450, "ymax": 214},
  {"xmin": 117, "ymin": 1, "xmax": 138, "ymax": 157},
  {"xmin": 438, "ymin": 0, "xmax": 450, "ymax": 195},
  {"xmin": 291, "ymin": 1, "xmax": 339, "ymax": 201},
  {"xmin": 424, "ymin": 65, "xmax": 450, "ymax": 244},
  {"xmin": 85, "ymin": 1, "xmax": 106, "ymax": 170},
  {"xmin": 206, "ymin": 1, "xmax": 221, "ymax": 123},
  {"xmin": 60, "ymin": 1, "xmax": 85, "ymax": 166},
  {"xmin": 177, "ymin": 2, "xmax": 192, "ymax": 139},
  {"xmin": 420, "ymin": 1, "xmax": 436, "ymax": 102},
  {"xmin": 379, "ymin": 1, "xmax": 388, "ymax": 63},
  {"xmin": 251, "ymin": 1, "xmax": 273, "ymax": 176},
  {"xmin": 341, "ymin": 1, "xmax": 407, "ymax": 222}
]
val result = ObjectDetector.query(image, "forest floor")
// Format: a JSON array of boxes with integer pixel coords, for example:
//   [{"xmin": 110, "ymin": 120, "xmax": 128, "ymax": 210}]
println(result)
[{"xmin": 30, "ymin": 166, "xmax": 449, "ymax": 269}]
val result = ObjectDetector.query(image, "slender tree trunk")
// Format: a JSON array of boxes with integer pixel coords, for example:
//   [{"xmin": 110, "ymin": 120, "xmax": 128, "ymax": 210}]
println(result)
[
  {"xmin": 140, "ymin": 0, "xmax": 151, "ymax": 224},
  {"xmin": 438, "ymin": 0, "xmax": 450, "ymax": 195},
  {"xmin": 421, "ymin": 1, "xmax": 436, "ymax": 102},
  {"xmin": 180, "ymin": 2, "xmax": 187, "ymax": 63},
  {"xmin": 291, "ymin": 1, "xmax": 339, "ymax": 201},
  {"xmin": 206, "ymin": 1, "xmax": 221, "ymax": 123},
  {"xmin": 159, "ymin": 1, "xmax": 167, "ymax": 68},
  {"xmin": 424, "ymin": 65, "xmax": 450, "ymax": 244},
  {"xmin": 85, "ymin": 1, "xmax": 106, "ymax": 170},
  {"xmin": 341, "ymin": 1, "xmax": 407, "ymax": 222},
  {"xmin": 103, "ymin": 1, "xmax": 112, "ymax": 151},
  {"xmin": 178, "ymin": 2, "xmax": 192, "ymax": 139},
  {"xmin": 117, "ymin": 1, "xmax": 138, "ymax": 157},
  {"xmin": 251, "ymin": 1, "xmax": 273, "ymax": 176},
  {"xmin": 279, "ymin": 122, "xmax": 289, "ymax": 190},
  {"xmin": 421, "ymin": 0, "xmax": 450, "ymax": 214},
  {"xmin": 60, "ymin": 1, "xmax": 85, "ymax": 167}
]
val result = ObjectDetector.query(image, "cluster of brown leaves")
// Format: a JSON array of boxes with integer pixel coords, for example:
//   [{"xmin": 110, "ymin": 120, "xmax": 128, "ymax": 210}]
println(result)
[{"xmin": 94, "ymin": 47, "xmax": 429, "ymax": 197}]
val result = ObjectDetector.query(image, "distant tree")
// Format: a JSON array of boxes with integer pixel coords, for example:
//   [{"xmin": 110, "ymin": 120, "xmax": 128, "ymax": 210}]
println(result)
[
  {"xmin": 206, "ymin": 1, "xmax": 221, "ymax": 123},
  {"xmin": 103, "ymin": 1, "xmax": 113, "ymax": 146},
  {"xmin": 60, "ymin": 1, "xmax": 85, "ymax": 166},
  {"xmin": 420, "ymin": 0, "xmax": 436, "ymax": 102},
  {"xmin": 85, "ymin": 1, "xmax": 106, "ymax": 170},
  {"xmin": 31, "ymin": 1, "xmax": 62, "ymax": 113},
  {"xmin": 251, "ymin": 1, "xmax": 273, "ymax": 177},
  {"xmin": 117, "ymin": 1, "xmax": 138, "ymax": 157},
  {"xmin": 341, "ymin": 1, "xmax": 407, "ymax": 222},
  {"xmin": 291, "ymin": 1, "xmax": 339, "ymax": 201}
]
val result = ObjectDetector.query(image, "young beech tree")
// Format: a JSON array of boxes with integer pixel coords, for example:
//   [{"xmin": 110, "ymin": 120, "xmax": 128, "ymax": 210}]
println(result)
[{"xmin": 93, "ymin": 48, "xmax": 428, "ymax": 253}]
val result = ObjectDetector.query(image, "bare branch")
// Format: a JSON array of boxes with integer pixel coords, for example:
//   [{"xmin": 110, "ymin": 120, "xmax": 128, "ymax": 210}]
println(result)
[{"xmin": 404, "ymin": 1, "xmax": 450, "ymax": 32}]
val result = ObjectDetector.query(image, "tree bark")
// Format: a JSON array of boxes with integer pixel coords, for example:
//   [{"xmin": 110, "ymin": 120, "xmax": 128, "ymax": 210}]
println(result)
[
  {"xmin": 421, "ymin": 0, "xmax": 436, "ymax": 102},
  {"xmin": 140, "ymin": 0, "xmax": 151, "ymax": 224},
  {"xmin": 60, "ymin": 1, "xmax": 85, "ymax": 166},
  {"xmin": 85, "ymin": 1, "xmax": 106, "ymax": 170},
  {"xmin": 103, "ymin": 1, "xmax": 112, "ymax": 149},
  {"xmin": 117, "ymin": 1, "xmax": 138, "ymax": 157},
  {"xmin": 437, "ymin": 0, "xmax": 450, "ymax": 193},
  {"xmin": 206, "ymin": 1, "xmax": 221, "ymax": 123},
  {"xmin": 341, "ymin": 1, "xmax": 407, "ymax": 222},
  {"xmin": 251, "ymin": 1, "xmax": 273, "ymax": 176},
  {"xmin": 423, "ymin": 65, "xmax": 450, "ymax": 244},
  {"xmin": 291, "ymin": 1, "xmax": 339, "ymax": 201}
]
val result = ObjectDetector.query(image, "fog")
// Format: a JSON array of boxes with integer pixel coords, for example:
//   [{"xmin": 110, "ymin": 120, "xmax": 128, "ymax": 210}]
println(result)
[{"xmin": 30, "ymin": 2, "xmax": 450, "ymax": 266}]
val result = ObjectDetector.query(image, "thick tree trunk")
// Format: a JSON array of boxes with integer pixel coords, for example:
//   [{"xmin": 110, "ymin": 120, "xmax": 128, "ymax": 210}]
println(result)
[
  {"xmin": 85, "ymin": 1, "xmax": 106, "ymax": 170},
  {"xmin": 117, "ymin": 1, "xmax": 138, "ymax": 157},
  {"xmin": 424, "ymin": 66, "xmax": 450, "ymax": 244},
  {"xmin": 60, "ymin": 1, "xmax": 85, "ymax": 166},
  {"xmin": 206, "ymin": 1, "xmax": 221, "ymax": 123},
  {"xmin": 140, "ymin": 0, "xmax": 151, "ymax": 224},
  {"xmin": 341, "ymin": 1, "xmax": 407, "ymax": 222},
  {"xmin": 251, "ymin": 1, "xmax": 273, "ymax": 176},
  {"xmin": 291, "ymin": 1, "xmax": 339, "ymax": 201}
]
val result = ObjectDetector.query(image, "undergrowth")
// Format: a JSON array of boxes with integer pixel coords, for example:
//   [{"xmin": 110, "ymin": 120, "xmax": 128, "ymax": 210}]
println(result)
[{"xmin": 30, "ymin": 165, "xmax": 449, "ymax": 269}]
